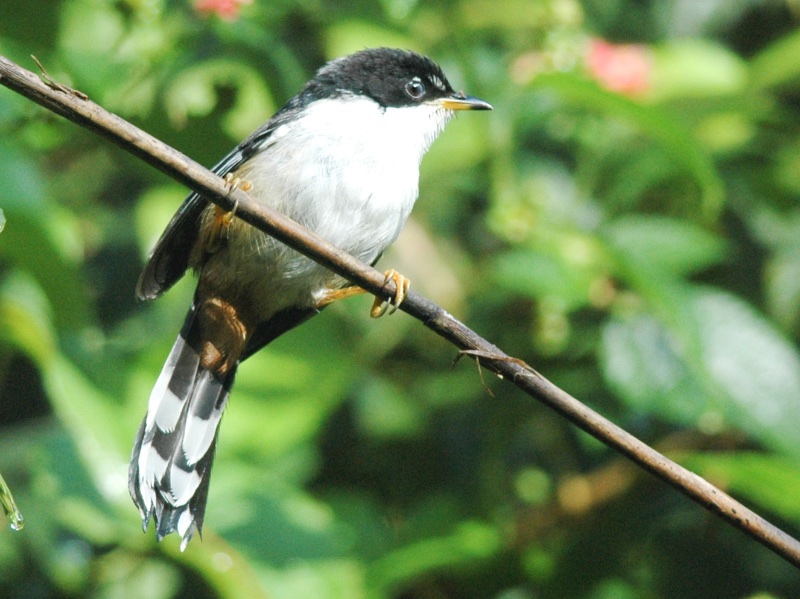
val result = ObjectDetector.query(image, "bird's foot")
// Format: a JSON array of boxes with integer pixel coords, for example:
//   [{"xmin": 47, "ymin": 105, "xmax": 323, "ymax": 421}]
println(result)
[
  {"xmin": 205, "ymin": 204, "xmax": 236, "ymax": 252},
  {"xmin": 224, "ymin": 172, "xmax": 253, "ymax": 195},
  {"xmin": 206, "ymin": 175, "xmax": 253, "ymax": 251},
  {"xmin": 370, "ymin": 269, "xmax": 410, "ymax": 318},
  {"xmin": 315, "ymin": 269, "xmax": 410, "ymax": 318},
  {"xmin": 222, "ymin": 173, "xmax": 253, "ymax": 233}
]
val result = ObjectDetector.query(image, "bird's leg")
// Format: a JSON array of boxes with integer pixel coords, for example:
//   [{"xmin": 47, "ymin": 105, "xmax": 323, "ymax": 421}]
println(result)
[
  {"xmin": 206, "ymin": 174, "xmax": 253, "ymax": 252},
  {"xmin": 221, "ymin": 173, "xmax": 253, "ymax": 238},
  {"xmin": 316, "ymin": 269, "xmax": 411, "ymax": 318},
  {"xmin": 316, "ymin": 286, "xmax": 368, "ymax": 306}
]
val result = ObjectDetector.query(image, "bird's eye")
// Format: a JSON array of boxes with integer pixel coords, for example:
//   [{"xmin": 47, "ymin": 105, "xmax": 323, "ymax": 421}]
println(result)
[{"xmin": 404, "ymin": 79, "xmax": 426, "ymax": 100}]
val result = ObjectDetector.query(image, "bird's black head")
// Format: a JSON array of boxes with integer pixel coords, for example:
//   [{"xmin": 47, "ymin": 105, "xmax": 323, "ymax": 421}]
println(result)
[{"xmin": 301, "ymin": 48, "xmax": 491, "ymax": 111}]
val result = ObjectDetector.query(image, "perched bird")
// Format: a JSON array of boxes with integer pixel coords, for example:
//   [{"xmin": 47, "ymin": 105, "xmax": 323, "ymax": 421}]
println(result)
[{"xmin": 129, "ymin": 47, "xmax": 492, "ymax": 550}]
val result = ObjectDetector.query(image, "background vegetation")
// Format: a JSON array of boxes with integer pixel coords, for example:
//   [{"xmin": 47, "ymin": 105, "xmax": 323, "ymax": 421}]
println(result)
[{"xmin": 2, "ymin": 0, "xmax": 800, "ymax": 597}]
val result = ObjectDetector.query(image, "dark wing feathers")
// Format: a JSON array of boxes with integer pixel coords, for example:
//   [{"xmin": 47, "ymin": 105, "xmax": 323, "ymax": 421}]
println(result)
[
  {"xmin": 136, "ymin": 105, "xmax": 302, "ymax": 301},
  {"xmin": 135, "ymin": 196, "xmax": 206, "ymax": 300}
]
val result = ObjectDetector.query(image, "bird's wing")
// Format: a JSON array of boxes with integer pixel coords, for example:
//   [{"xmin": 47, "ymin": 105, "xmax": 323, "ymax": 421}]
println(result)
[{"xmin": 135, "ymin": 106, "xmax": 301, "ymax": 301}]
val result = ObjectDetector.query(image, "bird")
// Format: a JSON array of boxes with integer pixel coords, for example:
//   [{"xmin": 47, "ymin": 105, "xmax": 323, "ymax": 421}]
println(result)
[{"xmin": 128, "ymin": 47, "xmax": 492, "ymax": 550}]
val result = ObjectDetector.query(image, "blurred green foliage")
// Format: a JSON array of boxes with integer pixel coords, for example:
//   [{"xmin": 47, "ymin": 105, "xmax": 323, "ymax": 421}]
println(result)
[{"xmin": 1, "ymin": 0, "xmax": 800, "ymax": 597}]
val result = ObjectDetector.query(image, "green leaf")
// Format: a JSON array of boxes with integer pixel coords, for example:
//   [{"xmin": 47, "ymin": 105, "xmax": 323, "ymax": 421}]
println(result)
[
  {"xmin": 220, "ymin": 314, "xmax": 356, "ymax": 459},
  {"xmin": 603, "ymin": 215, "xmax": 728, "ymax": 278},
  {"xmin": 650, "ymin": 39, "xmax": 748, "ymax": 101},
  {"xmin": 528, "ymin": 73, "xmax": 724, "ymax": 217},
  {"xmin": 59, "ymin": 0, "xmax": 131, "ymax": 100},
  {"xmin": 353, "ymin": 377, "xmax": 426, "ymax": 439},
  {"xmin": 215, "ymin": 471, "xmax": 337, "ymax": 547},
  {"xmin": 489, "ymin": 237, "xmax": 607, "ymax": 311},
  {"xmin": 680, "ymin": 452, "xmax": 800, "ymax": 523},
  {"xmin": 367, "ymin": 521, "xmax": 502, "ymax": 594},
  {"xmin": 601, "ymin": 311, "xmax": 710, "ymax": 424},
  {"xmin": 164, "ymin": 59, "xmax": 275, "ymax": 140},
  {"xmin": 766, "ymin": 246, "xmax": 800, "ymax": 330},
  {"xmin": 134, "ymin": 184, "xmax": 186, "ymax": 257},
  {"xmin": 259, "ymin": 559, "xmax": 366, "ymax": 599},
  {"xmin": 602, "ymin": 288, "xmax": 800, "ymax": 457},
  {"xmin": 750, "ymin": 27, "xmax": 800, "ymax": 89},
  {"xmin": 43, "ymin": 356, "xmax": 130, "ymax": 480},
  {"xmin": 325, "ymin": 21, "xmax": 418, "ymax": 59},
  {"xmin": 0, "ymin": 470, "xmax": 24, "ymax": 531},
  {"xmin": 0, "ymin": 142, "xmax": 91, "ymax": 330},
  {"xmin": 0, "ymin": 271, "xmax": 58, "ymax": 365},
  {"xmin": 425, "ymin": 112, "xmax": 492, "ymax": 174},
  {"xmin": 690, "ymin": 289, "xmax": 800, "ymax": 457}
]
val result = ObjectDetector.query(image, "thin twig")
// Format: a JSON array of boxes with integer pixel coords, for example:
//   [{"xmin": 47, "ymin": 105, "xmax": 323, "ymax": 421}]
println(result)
[
  {"xmin": 31, "ymin": 55, "xmax": 88, "ymax": 100},
  {"xmin": 2, "ymin": 53, "xmax": 799, "ymax": 568}
]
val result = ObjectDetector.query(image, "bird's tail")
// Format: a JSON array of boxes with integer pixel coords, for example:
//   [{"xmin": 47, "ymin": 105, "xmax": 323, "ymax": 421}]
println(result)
[{"xmin": 129, "ymin": 305, "xmax": 235, "ymax": 551}]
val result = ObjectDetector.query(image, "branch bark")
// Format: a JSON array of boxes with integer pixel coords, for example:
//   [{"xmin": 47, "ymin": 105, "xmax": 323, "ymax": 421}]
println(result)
[{"xmin": 2, "ymin": 53, "xmax": 799, "ymax": 568}]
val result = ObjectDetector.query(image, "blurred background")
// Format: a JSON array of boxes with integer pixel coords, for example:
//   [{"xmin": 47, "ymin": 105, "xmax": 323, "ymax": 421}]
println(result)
[{"xmin": 2, "ymin": 0, "xmax": 800, "ymax": 597}]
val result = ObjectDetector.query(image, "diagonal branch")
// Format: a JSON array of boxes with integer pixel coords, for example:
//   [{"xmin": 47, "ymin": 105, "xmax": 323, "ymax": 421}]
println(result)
[{"xmin": 2, "ymin": 53, "xmax": 799, "ymax": 568}]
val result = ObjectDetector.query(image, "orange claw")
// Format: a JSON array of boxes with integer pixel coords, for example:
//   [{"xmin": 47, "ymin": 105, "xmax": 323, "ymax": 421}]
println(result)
[
  {"xmin": 370, "ymin": 269, "xmax": 410, "ymax": 318},
  {"xmin": 224, "ymin": 172, "xmax": 253, "ymax": 193},
  {"xmin": 204, "ymin": 174, "xmax": 254, "ymax": 251}
]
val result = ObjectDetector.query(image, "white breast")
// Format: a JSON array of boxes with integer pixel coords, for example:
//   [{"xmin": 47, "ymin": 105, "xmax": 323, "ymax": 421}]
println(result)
[{"xmin": 207, "ymin": 95, "xmax": 452, "ymax": 316}]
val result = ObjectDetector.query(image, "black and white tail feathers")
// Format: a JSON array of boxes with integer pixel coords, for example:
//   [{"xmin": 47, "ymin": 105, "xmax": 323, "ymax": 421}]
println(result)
[{"xmin": 129, "ymin": 305, "xmax": 234, "ymax": 551}]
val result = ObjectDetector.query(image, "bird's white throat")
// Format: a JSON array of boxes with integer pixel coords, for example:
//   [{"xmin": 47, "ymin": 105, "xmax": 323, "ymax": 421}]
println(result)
[{"xmin": 236, "ymin": 95, "xmax": 454, "ymax": 268}]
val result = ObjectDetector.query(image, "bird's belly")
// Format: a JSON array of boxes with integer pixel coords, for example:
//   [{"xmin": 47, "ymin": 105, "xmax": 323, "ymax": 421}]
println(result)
[{"xmin": 203, "ymin": 155, "xmax": 418, "ymax": 319}]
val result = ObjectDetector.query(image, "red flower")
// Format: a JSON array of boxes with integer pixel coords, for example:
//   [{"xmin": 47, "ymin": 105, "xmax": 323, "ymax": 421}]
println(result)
[
  {"xmin": 586, "ymin": 39, "xmax": 652, "ymax": 96},
  {"xmin": 194, "ymin": 0, "xmax": 252, "ymax": 21}
]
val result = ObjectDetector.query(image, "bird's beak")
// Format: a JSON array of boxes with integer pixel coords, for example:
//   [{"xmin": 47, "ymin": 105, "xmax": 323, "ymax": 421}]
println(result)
[{"xmin": 438, "ymin": 92, "xmax": 493, "ymax": 111}]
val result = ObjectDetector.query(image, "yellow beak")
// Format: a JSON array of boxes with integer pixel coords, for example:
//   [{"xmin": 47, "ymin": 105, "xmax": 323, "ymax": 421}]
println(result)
[{"xmin": 438, "ymin": 93, "xmax": 493, "ymax": 111}]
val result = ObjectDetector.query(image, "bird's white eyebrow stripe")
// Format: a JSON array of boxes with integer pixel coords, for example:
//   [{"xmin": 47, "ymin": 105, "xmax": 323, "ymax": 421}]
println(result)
[{"xmin": 430, "ymin": 74, "xmax": 446, "ymax": 91}]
